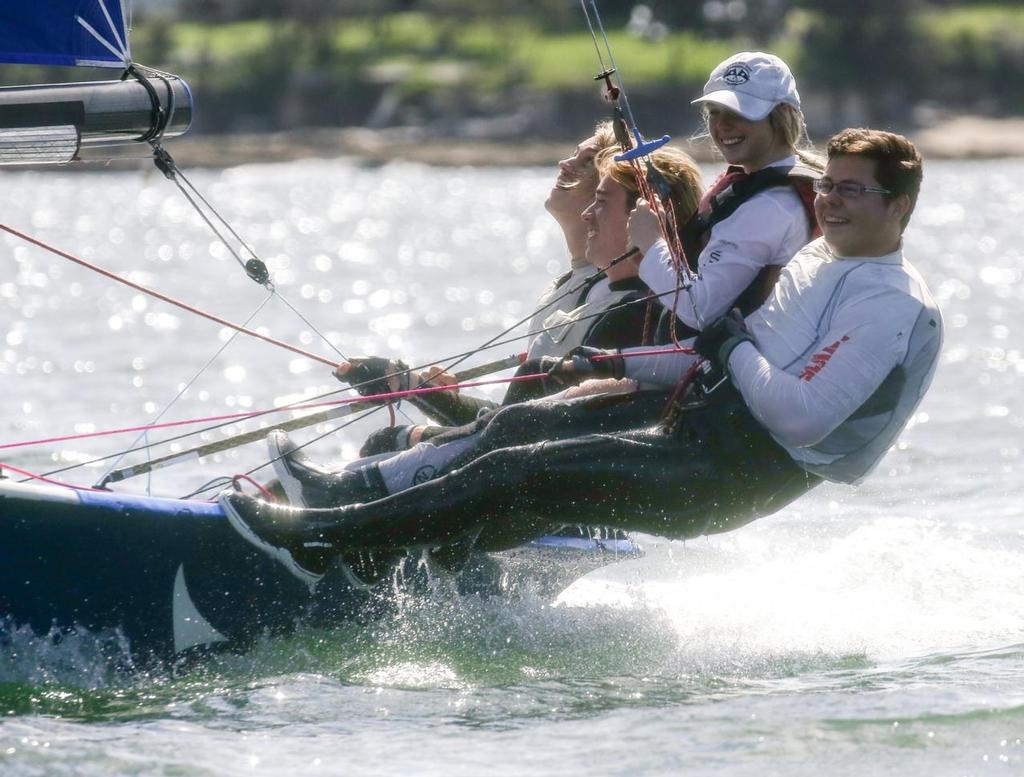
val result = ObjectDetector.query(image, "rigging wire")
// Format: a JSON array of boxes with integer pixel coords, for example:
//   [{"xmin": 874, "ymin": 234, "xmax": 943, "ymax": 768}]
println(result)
[
  {"xmin": 150, "ymin": 143, "xmax": 348, "ymax": 362},
  {"xmin": 0, "ymin": 223, "xmax": 342, "ymax": 368},
  {"xmin": 95, "ymin": 287, "xmax": 277, "ymax": 489},
  {"xmin": 579, "ymin": 0, "xmax": 702, "ymax": 341},
  {"xmin": 4, "ymin": 345, "xmax": 690, "ymax": 456},
  {"xmin": 13, "ymin": 279, "xmax": 693, "ymax": 489},
  {"xmin": 4, "ymin": 18, "xmax": 699, "ymax": 493}
]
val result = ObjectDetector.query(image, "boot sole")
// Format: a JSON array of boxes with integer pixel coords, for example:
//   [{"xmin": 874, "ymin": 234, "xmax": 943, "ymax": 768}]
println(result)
[
  {"xmin": 219, "ymin": 492, "xmax": 323, "ymax": 592},
  {"xmin": 268, "ymin": 431, "xmax": 309, "ymax": 507}
]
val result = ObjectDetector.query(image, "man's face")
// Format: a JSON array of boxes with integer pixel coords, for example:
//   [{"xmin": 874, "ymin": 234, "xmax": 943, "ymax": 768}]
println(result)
[
  {"xmin": 545, "ymin": 134, "xmax": 602, "ymax": 220},
  {"xmin": 581, "ymin": 174, "xmax": 630, "ymax": 267},
  {"xmin": 815, "ymin": 155, "xmax": 906, "ymax": 257}
]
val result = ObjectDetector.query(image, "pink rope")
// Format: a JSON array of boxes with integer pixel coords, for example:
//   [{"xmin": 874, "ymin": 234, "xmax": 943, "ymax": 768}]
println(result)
[
  {"xmin": 0, "ymin": 374, "xmax": 540, "ymax": 451},
  {"xmin": 1, "ymin": 348, "xmax": 695, "ymax": 452}
]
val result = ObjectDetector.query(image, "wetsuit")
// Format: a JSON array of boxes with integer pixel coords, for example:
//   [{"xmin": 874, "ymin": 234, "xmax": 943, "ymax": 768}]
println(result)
[
  {"xmin": 370, "ymin": 275, "xmax": 652, "ymax": 440},
  {"xmin": 261, "ymin": 237, "xmax": 941, "ymax": 552},
  {"xmin": 526, "ymin": 259, "xmax": 606, "ymax": 344}
]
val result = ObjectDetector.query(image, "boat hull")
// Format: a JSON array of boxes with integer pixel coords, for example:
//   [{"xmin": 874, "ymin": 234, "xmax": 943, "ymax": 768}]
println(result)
[{"xmin": 0, "ymin": 480, "xmax": 639, "ymax": 662}]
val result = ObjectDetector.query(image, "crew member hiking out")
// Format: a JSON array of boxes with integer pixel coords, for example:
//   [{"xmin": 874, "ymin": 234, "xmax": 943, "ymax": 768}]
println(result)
[
  {"xmin": 631, "ymin": 51, "xmax": 823, "ymax": 344},
  {"xmin": 336, "ymin": 142, "xmax": 702, "ymax": 453},
  {"xmin": 221, "ymin": 129, "xmax": 943, "ymax": 590}
]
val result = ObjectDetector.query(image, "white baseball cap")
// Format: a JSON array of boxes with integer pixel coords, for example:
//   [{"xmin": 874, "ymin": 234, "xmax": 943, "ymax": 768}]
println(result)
[{"xmin": 691, "ymin": 52, "xmax": 801, "ymax": 121}]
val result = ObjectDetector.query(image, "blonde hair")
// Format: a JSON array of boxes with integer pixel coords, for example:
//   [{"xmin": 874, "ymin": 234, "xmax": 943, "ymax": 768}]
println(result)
[
  {"xmin": 595, "ymin": 144, "xmax": 704, "ymax": 224},
  {"xmin": 768, "ymin": 103, "xmax": 823, "ymax": 172},
  {"xmin": 559, "ymin": 119, "xmax": 619, "ymax": 192},
  {"xmin": 592, "ymin": 118, "xmax": 617, "ymax": 150}
]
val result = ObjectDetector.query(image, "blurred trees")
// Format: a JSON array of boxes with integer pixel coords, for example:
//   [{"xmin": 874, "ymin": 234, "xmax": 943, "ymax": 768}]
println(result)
[
  {"xmin": 792, "ymin": 0, "xmax": 923, "ymax": 125},
  {"xmin": 113, "ymin": 1, "xmax": 1024, "ymax": 132}
]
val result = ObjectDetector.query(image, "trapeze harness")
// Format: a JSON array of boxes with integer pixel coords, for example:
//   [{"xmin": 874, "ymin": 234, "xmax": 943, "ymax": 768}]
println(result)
[
  {"xmin": 526, "ymin": 276, "xmax": 649, "ymax": 360},
  {"xmin": 389, "ymin": 275, "xmax": 654, "ymax": 433},
  {"xmin": 656, "ymin": 162, "xmax": 822, "ymax": 342}
]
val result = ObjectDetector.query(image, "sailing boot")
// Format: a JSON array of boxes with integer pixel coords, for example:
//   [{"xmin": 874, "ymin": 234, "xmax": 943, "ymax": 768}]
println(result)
[
  {"xmin": 220, "ymin": 491, "xmax": 403, "ymax": 590},
  {"xmin": 268, "ymin": 430, "xmax": 388, "ymax": 508},
  {"xmin": 220, "ymin": 491, "xmax": 339, "ymax": 589}
]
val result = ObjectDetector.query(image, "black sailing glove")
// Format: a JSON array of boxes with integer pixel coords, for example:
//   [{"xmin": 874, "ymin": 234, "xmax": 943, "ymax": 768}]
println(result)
[
  {"xmin": 538, "ymin": 346, "xmax": 626, "ymax": 387},
  {"xmin": 334, "ymin": 356, "xmax": 411, "ymax": 398},
  {"xmin": 693, "ymin": 309, "xmax": 754, "ymax": 370}
]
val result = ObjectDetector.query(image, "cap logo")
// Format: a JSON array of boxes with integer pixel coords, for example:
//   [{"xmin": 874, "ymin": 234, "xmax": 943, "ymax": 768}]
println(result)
[{"xmin": 723, "ymin": 64, "xmax": 750, "ymax": 86}]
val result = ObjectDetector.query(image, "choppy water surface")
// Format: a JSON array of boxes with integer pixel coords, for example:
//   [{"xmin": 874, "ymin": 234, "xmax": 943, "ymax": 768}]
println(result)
[{"xmin": 1, "ymin": 156, "xmax": 1022, "ymax": 776}]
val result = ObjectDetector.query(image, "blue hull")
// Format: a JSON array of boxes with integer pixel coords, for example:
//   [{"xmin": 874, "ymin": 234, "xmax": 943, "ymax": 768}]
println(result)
[{"xmin": 0, "ymin": 480, "xmax": 639, "ymax": 662}]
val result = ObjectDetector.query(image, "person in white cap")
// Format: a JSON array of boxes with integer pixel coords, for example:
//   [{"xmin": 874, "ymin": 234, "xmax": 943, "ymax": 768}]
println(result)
[
  {"xmin": 628, "ymin": 51, "xmax": 823, "ymax": 340},
  {"xmin": 218, "ymin": 129, "xmax": 941, "ymax": 590}
]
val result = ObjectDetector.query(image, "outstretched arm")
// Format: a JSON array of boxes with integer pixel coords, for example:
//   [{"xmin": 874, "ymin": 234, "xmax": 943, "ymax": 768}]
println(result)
[{"xmin": 335, "ymin": 357, "xmax": 497, "ymax": 426}]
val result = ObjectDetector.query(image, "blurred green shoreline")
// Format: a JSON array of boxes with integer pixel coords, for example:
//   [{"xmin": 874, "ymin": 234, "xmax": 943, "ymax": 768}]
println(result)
[
  {"xmin": 7, "ymin": 3, "xmax": 1024, "ymax": 168},
  {"xmin": 148, "ymin": 115, "xmax": 1024, "ymax": 169}
]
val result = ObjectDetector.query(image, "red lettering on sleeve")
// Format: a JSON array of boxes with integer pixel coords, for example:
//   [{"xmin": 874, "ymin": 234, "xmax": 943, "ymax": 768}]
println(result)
[{"xmin": 800, "ymin": 335, "xmax": 851, "ymax": 381}]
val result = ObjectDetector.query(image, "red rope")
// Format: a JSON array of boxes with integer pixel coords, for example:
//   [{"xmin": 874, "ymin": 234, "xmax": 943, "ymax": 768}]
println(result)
[
  {"xmin": 0, "ymin": 222, "xmax": 341, "ymax": 369},
  {"xmin": 230, "ymin": 473, "xmax": 278, "ymax": 501},
  {"xmin": 0, "ymin": 462, "xmax": 107, "ymax": 492}
]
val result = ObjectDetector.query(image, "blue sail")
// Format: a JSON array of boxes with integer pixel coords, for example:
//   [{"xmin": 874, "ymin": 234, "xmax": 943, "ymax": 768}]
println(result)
[{"xmin": 0, "ymin": 0, "xmax": 131, "ymax": 68}]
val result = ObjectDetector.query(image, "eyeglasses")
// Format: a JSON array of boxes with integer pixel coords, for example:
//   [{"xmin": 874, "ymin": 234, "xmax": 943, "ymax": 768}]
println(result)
[{"xmin": 813, "ymin": 178, "xmax": 892, "ymax": 198}]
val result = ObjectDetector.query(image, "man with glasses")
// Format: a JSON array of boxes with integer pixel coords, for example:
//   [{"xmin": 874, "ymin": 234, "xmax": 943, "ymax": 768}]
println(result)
[{"xmin": 219, "ymin": 128, "xmax": 943, "ymax": 586}]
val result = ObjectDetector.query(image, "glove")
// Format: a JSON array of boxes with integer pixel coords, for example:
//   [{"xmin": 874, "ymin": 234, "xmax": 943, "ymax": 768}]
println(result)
[
  {"xmin": 538, "ymin": 346, "xmax": 625, "ymax": 386},
  {"xmin": 334, "ymin": 356, "xmax": 410, "ymax": 398},
  {"xmin": 693, "ymin": 309, "xmax": 754, "ymax": 369}
]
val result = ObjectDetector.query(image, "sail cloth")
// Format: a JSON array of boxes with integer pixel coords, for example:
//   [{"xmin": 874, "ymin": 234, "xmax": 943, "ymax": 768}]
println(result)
[{"xmin": 0, "ymin": 0, "xmax": 131, "ymax": 68}]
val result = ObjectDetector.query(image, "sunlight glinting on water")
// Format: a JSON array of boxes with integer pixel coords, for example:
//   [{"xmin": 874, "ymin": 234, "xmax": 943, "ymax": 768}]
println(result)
[{"xmin": 1, "ymin": 157, "xmax": 1023, "ymax": 776}]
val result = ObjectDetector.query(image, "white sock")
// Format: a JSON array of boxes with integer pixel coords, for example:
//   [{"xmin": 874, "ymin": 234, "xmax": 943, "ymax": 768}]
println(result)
[{"xmin": 375, "ymin": 434, "xmax": 479, "ymax": 494}]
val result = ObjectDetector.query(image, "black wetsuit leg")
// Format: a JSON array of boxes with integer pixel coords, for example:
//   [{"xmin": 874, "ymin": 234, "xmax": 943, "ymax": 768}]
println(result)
[
  {"xmin": 287, "ymin": 387, "xmax": 820, "ymax": 552},
  {"xmin": 428, "ymin": 389, "xmax": 673, "ymax": 467}
]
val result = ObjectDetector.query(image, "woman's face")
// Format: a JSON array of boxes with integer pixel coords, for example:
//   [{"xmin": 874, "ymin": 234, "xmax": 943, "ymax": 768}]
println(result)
[{"xmin": 705, "ymin": 105, "xmax": 787, "ymax": 172}]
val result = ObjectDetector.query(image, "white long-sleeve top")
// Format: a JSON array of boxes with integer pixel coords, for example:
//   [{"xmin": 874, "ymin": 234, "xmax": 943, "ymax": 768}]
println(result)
[
  {"xmin": 639, "ymin": 155, "xmax": 811, "ymax": 330},
  {"xmin": 623, "ymin": 237, "xmax": 943, "ymax": 484}
]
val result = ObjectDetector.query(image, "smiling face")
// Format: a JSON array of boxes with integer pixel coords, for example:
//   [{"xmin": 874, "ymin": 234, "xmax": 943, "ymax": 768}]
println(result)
[
  {"xmin": 580, "ymin": 174, "xmax": 631, "ymax": 271},
  {"xmin": 705, "ymin": 104, "xmax": 790, "ymax": 172},
  {"xmin": 545, "ymin": 134, "xmax": 603, "ymax": 222},
  {"xmin": 815, "ymin": 155, "xmax": 908, "ymax": 257}
]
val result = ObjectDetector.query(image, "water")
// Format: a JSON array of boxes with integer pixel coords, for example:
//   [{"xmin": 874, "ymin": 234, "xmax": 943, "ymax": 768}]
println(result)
[{"xmin": 1, "ymin": 155, "xmax": 1022, "ymax": 775}]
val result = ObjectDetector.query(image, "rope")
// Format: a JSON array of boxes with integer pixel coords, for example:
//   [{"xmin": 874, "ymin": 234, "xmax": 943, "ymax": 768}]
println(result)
[
  {"xmin": 29, "ymin": 285, "xmax": 695, "ymax": 486},
  {"xmin": 96, "ymin": 288, "xmax": 277, "ymax": 487},
  {"xmin": 0, "ymin": 222, "xmax": 343, "ymax": 369},
  {"xmin": 0, "ymin": 462, "xmax": 106, "ymax": 493},
  {"xmin": 230, "ymin": 473, "xmax": 278, "ymax": 501},
  {"xmin": 151, "ymin": 143, "xmax": 348, "ymax": 362},
  {"xmin": 578, "ymin": 0, "xmax": 700, "ymax": 342},
  {"xmin": 2, "ymin": 348, "xmax": 693, "ymax": 455}
]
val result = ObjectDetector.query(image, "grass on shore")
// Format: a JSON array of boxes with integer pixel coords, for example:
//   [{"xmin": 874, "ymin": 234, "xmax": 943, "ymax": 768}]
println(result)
[{"xmin": 160, "ymin": 13, "xmax": 736, "ymax": 91}]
